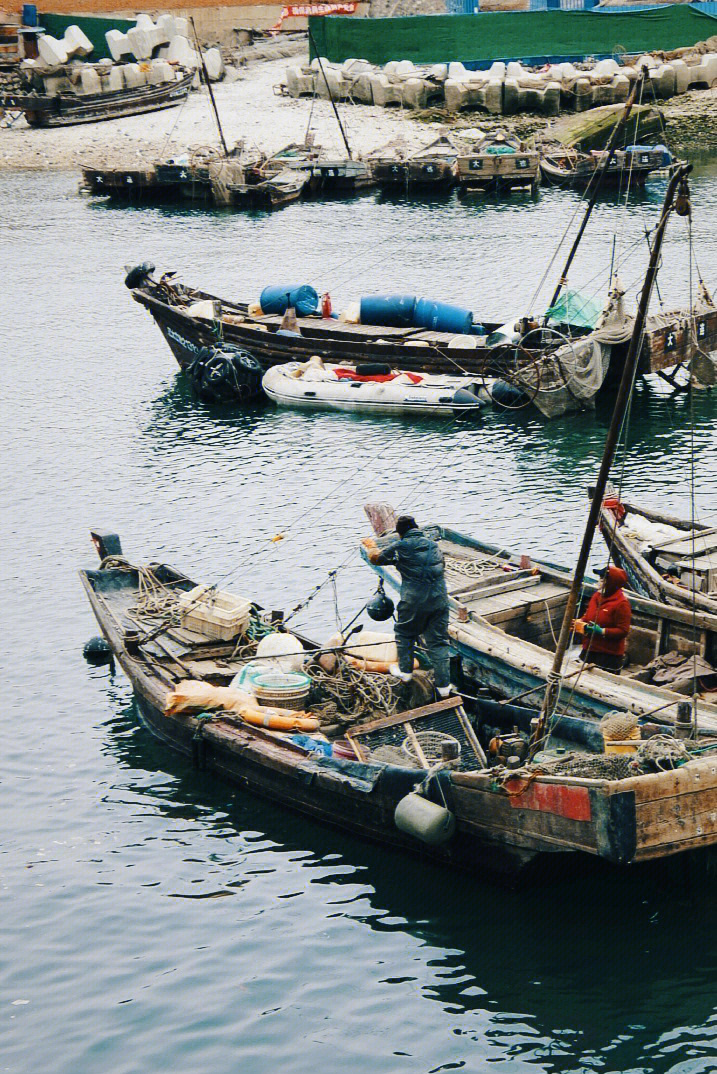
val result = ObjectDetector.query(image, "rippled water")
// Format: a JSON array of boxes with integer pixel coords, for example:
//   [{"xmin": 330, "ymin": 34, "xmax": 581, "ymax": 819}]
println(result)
[{"xmin": 2, "ymin": 169, "xmax": 717, "ymax": 1074}]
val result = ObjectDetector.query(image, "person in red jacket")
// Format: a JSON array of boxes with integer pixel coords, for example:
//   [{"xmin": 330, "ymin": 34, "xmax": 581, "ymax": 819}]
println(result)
[{"xmin": 575, "ymin": 565, "xmax": 632, "ymax": 672}]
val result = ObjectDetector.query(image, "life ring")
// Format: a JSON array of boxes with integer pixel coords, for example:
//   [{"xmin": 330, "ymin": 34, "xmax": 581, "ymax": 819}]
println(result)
[{"xmin": 240, "ymin": 710, "xmax": 319, "ymax": 732}]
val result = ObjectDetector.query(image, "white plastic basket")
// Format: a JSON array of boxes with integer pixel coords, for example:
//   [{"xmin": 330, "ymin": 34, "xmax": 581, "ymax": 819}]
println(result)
[{"xmin": 178, "ymin": 584, "xmax": 251, "ymax": 641}]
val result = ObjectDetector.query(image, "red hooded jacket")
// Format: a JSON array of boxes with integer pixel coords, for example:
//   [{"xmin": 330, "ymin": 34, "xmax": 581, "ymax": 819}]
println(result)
[{"xmin": 581, "ymin": 567, "xmax": 632, "ymax": 658}]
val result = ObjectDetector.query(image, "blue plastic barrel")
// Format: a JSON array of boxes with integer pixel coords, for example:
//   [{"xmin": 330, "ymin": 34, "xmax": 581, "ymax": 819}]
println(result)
[
  {"xmin": 22, "ymin": 4, "xmax": 38, "ymax": 25},
  {"xmin": 413, "ymin": 298, "xmax": 473, "ymax": 335},
  {"xmin": 359, "ymin": 294, "xmax": 417, "ymax": 328},
  {"xmin": 260, "ymin": 284, "xmax": 318, "ymax": 318}
]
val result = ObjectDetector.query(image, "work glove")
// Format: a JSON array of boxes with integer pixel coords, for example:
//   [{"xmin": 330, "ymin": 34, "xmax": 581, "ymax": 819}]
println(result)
[{"xmin": 583, "ymin": 622, "xmax": 605, "ymax": 637}]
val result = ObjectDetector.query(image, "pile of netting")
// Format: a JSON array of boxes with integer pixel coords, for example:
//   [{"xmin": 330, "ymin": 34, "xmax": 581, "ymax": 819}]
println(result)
[
  {"xmin": 498, "ymin": 733, "xmax": 699, "ymax": 785},
  {"xmin": 304, "ymin": 658, "xmax": 402, "ymax": 735}
]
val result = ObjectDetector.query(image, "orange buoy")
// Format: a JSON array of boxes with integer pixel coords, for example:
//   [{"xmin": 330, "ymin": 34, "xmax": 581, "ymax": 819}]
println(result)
[{"xmin": 240, "ymin": 710, "xmax": 319, "ymax": 732}]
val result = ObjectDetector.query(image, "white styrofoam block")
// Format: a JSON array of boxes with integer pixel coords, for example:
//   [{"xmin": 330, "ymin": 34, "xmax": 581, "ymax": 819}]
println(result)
[
  {"xmin": 122, "ymin": 62, "xmax": 146, "ymax": 88},
  {"xmin": 204, "ymin": 47, "xmax": 224, "ymax": 82},
  {"xmin": 148, "ymin": 59, "xmax": 172, "ymax": 85},
  {"xmin": 63, "ymin": 25, "xmax": 93, "ymax": 58},
  {"xmin": 106, "ymin": 29, "xmax": 132, "ymax": 62},
  {"xmin": 127, "ymin": 26, "xmax": 154, "ymax": 61},
  {"xmin": 80, "ymin": 66, "xmax": 102, "ymax": 94},
  {"xmin": 38, "ymin": 35, "xmax": 69, "ymax": 67},
  {"xmin": 106, "ymin": 66, "xmax": 124, "ymax": 91}
]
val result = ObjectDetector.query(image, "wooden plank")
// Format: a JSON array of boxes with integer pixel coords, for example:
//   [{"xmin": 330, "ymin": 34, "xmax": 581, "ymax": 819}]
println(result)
[
  {"xmin": 348, "ymin": 695, "xmax": 463, "ymax": 737},
  {"xmin": 457, "ymin": 573, "xmax": 541, "ymax": 600},
  {"xmin": 403, "ymin": 722, "xmax": 430, "ymax": 768},
  {"xmin": 636, "ymin": 795, "xmax": 717, "ymax": 849}
]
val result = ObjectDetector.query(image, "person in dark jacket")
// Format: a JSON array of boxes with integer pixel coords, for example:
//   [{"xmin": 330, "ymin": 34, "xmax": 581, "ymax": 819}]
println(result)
[
  {"xmin": 362, "ymin": 516, "xmax": 453, "ymax": 696},
  {"xmin": 575, "ymin": 565, "xmax": 632, "ymax": 672}
]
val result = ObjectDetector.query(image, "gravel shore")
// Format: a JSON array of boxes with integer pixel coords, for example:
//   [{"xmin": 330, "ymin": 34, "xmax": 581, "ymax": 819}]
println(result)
[
  {"xmin": 0, "ymin": 55, "xmax": 431, "ymax": 170},
  {"xmin": 2, "ymin": 51, "xmax": 716, "ymax": 170}
]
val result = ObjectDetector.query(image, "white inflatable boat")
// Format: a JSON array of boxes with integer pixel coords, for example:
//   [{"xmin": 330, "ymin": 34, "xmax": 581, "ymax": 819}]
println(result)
[{"xmin": 262, "ymin": 358, "xmax": 492, "ymax": 418}]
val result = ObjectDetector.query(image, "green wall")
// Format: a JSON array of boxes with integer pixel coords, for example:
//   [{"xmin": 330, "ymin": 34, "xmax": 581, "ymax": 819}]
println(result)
[
  {"xmin": 40, "ymin": 13, "xmax": 134, "ymax": 59},
  {"xmin": 309, "ymin": 5, "xmax": 717, "ymax": 66}
]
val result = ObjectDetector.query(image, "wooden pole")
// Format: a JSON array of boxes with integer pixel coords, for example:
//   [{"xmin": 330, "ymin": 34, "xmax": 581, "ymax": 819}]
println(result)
[
  {"xmin": 544, "ymin": 69, "xmax": 647, "ymax": 318},
  {"xmin": 190, "ymin": 17, "xmax": 230, "ymax": 159},
  {"xmin": 307, "ymin": 26, "xmax": 353, "ymax": 160},
  {"xmin": 532, "ymin": 162, "xmax": 691, "ymax": 751}
]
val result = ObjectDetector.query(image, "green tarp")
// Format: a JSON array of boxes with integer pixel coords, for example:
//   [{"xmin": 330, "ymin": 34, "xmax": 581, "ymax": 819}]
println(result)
[
  {"xmin": 546, "ymin": 289, "xmax": 603, "ymax": 329},
  {"xmin": 309, "ymin": 5, "xmax": 717, "ymax": 66},
  {"xmin": 39, "ymin": 13, "xmax": 134, "ymax": 60}
]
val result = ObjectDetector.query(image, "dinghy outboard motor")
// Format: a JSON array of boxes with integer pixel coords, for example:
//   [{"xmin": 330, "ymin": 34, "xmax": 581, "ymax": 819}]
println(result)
[
  {"xmin": 366, "ymin": 579, "xmax": 394, "ymax": 622},
  {"xmin": 187, "ymin": 345, "xmax": 263, "ymax": 403},
  {"xmin": 124, "ymin": 262, "xmax": 155, "ymax": 289}
]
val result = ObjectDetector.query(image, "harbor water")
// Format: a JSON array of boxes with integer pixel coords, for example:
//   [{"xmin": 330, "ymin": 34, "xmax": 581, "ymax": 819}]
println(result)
[{"xmin": 3, "ymin": 168, "xmax": 717, "ymax": 1073}]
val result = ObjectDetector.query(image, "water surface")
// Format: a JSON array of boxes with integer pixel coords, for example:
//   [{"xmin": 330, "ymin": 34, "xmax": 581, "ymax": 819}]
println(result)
[{"xmin": 2, "ymin": 169, "xmax": 716, "ymax": 1074}]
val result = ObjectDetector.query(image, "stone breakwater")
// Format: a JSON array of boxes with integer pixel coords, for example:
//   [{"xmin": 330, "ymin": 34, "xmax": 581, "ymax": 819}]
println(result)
[{"xmin": 284, "ymin": 51, "xmax": 717, "ymax": 117}]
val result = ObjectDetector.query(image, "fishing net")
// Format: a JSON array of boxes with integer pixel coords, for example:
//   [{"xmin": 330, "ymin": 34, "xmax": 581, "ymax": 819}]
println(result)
[{"xmin": 350, "ymin": 701, "xmax": 483, "ymax": 773}]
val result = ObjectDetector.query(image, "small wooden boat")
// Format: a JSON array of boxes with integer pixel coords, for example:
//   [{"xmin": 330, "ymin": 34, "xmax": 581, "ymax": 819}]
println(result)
[
  {"xmin": 262, "ymin": 358, "xmax": 491, "ymax": 417},
  {"xmin": 80, "ymin": 164, "xmax": 162, "ymax": 200},
  {"xmin": 1, "ymin": 65, "xmax": 193, "ymax": 127},
  {"xmin": 456, "ymin": 130, "xmax": 540, "ymax": 194},
  {"xmin": 217, "ymin": 166, "xmax": 312, "ymax": 210},
  {"xmin": 307, "ymin": 157, "xmax": 375, "ymax": 196},
  {"xmin": 365, "ymin": 523, "xmax": 717, "ymax": 725},
  {"xmin": 598, "ymin": 494, "xmax": 717, "ymax": 617},
  {"xmin": 369, "ymin": 135, "xmax": 459, "ymax": 190},
  {"xmin": 80, "ymin": 532, "xmax": 717, "ymax": 874},
  {"xmin": 539, "ymin": 144, "xmax": 671, "ymax": 189}
]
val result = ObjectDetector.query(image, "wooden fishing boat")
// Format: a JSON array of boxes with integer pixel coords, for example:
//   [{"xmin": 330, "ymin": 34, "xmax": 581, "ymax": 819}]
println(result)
[
  {"xmin": 307, "ymin": 157, "xmax": 375, "ymax": 195},
  {"xmin": 456, "ymin": 130, "xmax": 540, "ymax": 195},
  {"xmin": 80, "ymin": 164, "xmax": 162, "ymax": 200},
  {"xmin": 369, "ymin": 135, "xmax": 459, "ymax": 190},
  {"xmin": 80, "ymin": 533, "xmax": 717, "ymax": 875},
  {"xmin": 262, "ymin": 358, "xmax": 492, "ymax": 416},
  {"xmin": 1, "ymin": 65, "xmax": 193, "ymax": 127},
  {"xmin": 539, "ymin": 144, "xmax": 671, "ymax": 189},
  {"xmin": 126, "ymin": 265, "xmax": 717, "ymax": 414},
  {"xmin": 598, "ymin": 494, "xmax": 717, "ymax": 617},
  {"xmin": 364, "ymin": 522, "xmax": 717, "ymax": 725}
]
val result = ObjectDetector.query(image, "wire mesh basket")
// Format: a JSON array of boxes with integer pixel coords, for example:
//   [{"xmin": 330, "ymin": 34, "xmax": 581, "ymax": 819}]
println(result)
[{"xmin": 402, "ymin": 730, "xmax": 461, "ymax": 765}]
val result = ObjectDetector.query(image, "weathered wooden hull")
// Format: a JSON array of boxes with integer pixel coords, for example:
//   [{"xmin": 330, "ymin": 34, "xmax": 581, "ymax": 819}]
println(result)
[
  {"xmin": 539, "ymin": 157, "xmax": 654, "ymax": 189},
  {"xmin": 2, "ymin": 69, "xmax": 193, "ymax": 127},
  {"xmin": 456, "ymin": 152, "xmax": 540, "ymax": 193},
  {"xmin": 598, "ymin": 500, "xmax": 717, "ymax": 619},
  {"xmin": 80, "ymin": 555, "xmax": 717, "ymax": 874}
]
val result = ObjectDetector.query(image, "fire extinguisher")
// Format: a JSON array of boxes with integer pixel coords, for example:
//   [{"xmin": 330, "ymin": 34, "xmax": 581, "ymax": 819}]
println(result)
[{"xmin": 321, "ymin": 292, "xmax": 332, "ymax": 319}]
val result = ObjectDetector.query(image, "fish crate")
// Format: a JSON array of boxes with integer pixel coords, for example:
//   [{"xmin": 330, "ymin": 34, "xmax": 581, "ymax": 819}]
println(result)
[{"xmin": 177, "ymin": 584, "xmax": 251, "ymax": 641}]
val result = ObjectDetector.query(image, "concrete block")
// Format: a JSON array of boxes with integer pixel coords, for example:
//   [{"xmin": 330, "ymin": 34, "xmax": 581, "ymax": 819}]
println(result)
[
  {"xmin": 63, "ymin": 25, "xmax": 93, "ymax": 58},
  {"xmin": 38, "ymin": 35, "xmax": 68, "ymax": 67},
  {"xmin": 649, "ymin": 64, "xmax": 676, "ymax": 99},
  {"xmin": 316, "ymin": 65, "xmax": 349, "ymax": 100},
  {"xmin": 487, "ymin": 61, "xmax": 506, "ymax": 79},
  {"xmin": 105, "ymin": 65, "xmax": 124, "ymax": 92},
  {"xmin": 444, "ymin": 77, "xmax": 501, "ymax": 113},
  {"xmin": 383, "ymin": 60, "xmax": 398, "ymax": 81},
  {"xmin": 106, "ymin": 29, "xmax": 132, "ymax": 63},
  {"xmin": 349, "ymin": 71, "xmax": 373, "ymax": 103},
  {"xmin": 224, "ymin": 65, "xmax": 242, "ymax": 84},
  {"xmin": 127, "ymin": 26, "xmax": 155, "ymax": 61},
  {"xmin": 173, "ymin": 18, "xmax": 190, "ymax": 39},
  {"xmin": 369, "ymin": 72, "xmax": 403, "ymax": 106},
  {"xmin": 448, "ymin": 62, "xmax": 470, "ymax": 82},
  {"xmin": 430, "ymin": 63, "xmax": 448, "ymax": 81},
  {"xmin": 636, "ymin": 54, "xmax": 658, "ymax": 70},
  {"xmin": 166, "ymin": 36, "xmax": 198, "ymax": 69},
  {"xmin": 506, "ymin": 61, "xmax": 527, "ymax": 80},
  {"xmin": 285, "ymin": 64, "xmax": 316, "ymax": 97},
  {"xmin": 593, "ymin": 58, "xmax": 620, "ymax": 79},
  {"xmin": 80, "ymin": 65, "xmax": 101, "ymax": 94},
  {"xmin": 394, "ymin": 60, "xmax": 416, "ymax": 81},
  {"xmin": 401, "ymin": 76, "xmax": 439, "ymax": 109},
  {"xmin": 156, "ymin": 14, "xmax": 177, "ymax": 42},
  {"xmin": 204, "ymin": 47, "xmax": 224, "ymax": 82}
]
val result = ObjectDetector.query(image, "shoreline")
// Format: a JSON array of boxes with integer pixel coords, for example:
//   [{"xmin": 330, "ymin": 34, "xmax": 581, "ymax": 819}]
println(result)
[{"xmin": 1, "ymin": 53, "xmax": 716, "ymax": 171}]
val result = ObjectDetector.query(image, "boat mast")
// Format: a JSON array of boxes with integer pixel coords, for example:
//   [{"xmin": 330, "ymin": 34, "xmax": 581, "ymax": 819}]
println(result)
[
  {"xmin": 190, "ymin": 16, "xmax": 230, "ymax": 158},
  {"xmin": 307, "ymin": 26, "xmax": 353, "ymax": 160},
  {"xmin": 532, "ymin": 161, "xmax": 691, "ymax": 749},
  {"xmin": 544, "ymin": 68, "xmax": 647, "ymax": 317}
]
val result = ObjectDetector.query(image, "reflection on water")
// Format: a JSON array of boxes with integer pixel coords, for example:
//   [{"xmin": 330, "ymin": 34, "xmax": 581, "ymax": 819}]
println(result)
[{"xmin": 2, "ymin": 168, "xmax": 716, "ymax": 1074}]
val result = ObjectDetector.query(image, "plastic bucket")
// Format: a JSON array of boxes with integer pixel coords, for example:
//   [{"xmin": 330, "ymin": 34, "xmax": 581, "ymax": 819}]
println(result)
[
  {"xmin": 359, "ymin": 294, "xmax": 417, "ymax": 328},
  {"xmin": 260, "ymin": 284, "xmax": 318, "ymax": 318},
  {"xmin": 414, "ymin": 298, "xmax": 473, "ymax": 335}
]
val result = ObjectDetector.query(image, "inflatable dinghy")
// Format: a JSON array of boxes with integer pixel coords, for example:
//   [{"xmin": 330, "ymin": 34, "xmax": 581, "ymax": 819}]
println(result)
[{"xmin": 262, "ymin": 357, "xmax": 492, "ymax": 417}]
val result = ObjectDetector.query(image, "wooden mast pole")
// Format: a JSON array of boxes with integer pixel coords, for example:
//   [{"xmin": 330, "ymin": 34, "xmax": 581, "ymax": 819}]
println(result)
[
  {"xmin": 544, "ymin": 68, "xmax": 647, "ymax": 318},
  {"xmin": 532, "ymin": 161, "xmax": 691, "ymax": 750},
  {"xmin": 190, "ymin": 17, "xmax": 230, "ymax": 158},
  {"xmin": 307, "ymin": 26, "xmax": 353, "ymax": 160}
]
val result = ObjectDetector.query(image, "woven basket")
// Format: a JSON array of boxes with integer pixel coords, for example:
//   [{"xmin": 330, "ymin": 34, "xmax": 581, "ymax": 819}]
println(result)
[{"xmin": 402, "ymin": 730, "xmax": 461, "ymax": 765}]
